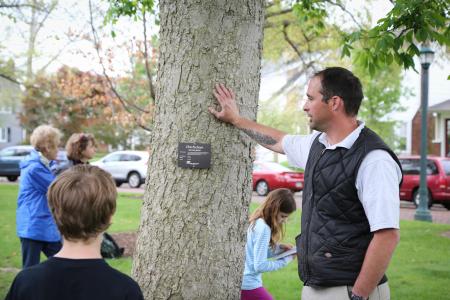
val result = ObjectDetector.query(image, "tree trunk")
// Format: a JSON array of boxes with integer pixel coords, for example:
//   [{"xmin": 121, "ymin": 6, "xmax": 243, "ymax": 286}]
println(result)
[
  {"xmin": 132, "ymin": 1, "xmax": 265, "ymax": 299},
  {"xmin": 26, "ymin": 0, "xmax": 37, "ymax": 81}
]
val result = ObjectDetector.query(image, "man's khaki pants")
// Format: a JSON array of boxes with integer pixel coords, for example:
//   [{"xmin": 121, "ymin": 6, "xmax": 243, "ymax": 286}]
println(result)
[{"xmin": 302, "ymin": 282, "xmax": 390, "ymax": 300}]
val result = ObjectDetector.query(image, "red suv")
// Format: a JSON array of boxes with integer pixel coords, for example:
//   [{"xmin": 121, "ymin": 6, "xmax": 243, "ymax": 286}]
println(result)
[{"xmin": 399, "ymin": 156, "xmax": 450, "ymax": 210}]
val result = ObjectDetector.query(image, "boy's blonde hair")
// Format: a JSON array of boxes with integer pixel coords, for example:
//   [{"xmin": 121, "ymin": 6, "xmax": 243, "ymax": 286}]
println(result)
[
  {"xmin": 47, "ymin": 165, "xmax": 117, "ymax": 241},
  {"xmin": 30, "ymin": 125, "xmax": 61, "ymax": 153},
  {"xmin": 65, "ymin": 133, "xmax": 96, "ymax": 161}
]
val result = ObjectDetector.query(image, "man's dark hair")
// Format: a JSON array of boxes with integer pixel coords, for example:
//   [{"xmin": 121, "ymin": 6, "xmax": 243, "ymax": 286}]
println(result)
[{"xmin": 314, "ymin": 67, "xmax": 363, "ymax": 116}]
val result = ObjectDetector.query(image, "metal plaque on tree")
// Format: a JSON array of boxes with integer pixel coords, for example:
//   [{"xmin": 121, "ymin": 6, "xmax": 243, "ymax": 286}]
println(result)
[{"xmin": 178, "ymin": 143, "xmax": 211, "ymax": 169}]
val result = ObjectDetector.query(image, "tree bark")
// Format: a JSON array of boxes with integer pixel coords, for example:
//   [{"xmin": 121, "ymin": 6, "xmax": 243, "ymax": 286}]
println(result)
[{"xmin": 132, "ymin": 1, "xmax": 265, "ymax": 299}]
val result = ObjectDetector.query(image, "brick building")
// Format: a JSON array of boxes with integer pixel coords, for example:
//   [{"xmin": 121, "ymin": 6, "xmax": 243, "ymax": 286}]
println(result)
[{"xmin": 411, "ymin": 99, "xmax": 450, "ymax": 157}]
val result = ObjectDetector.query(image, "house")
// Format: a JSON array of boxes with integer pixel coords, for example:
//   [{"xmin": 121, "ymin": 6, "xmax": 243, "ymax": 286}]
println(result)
[
  {"xmin": 0, "ymin": 77, "xmax": 24, "ymax": 148},
  {"xmin": 409, "ymin": 99, "xmax": 450, "ymax": 157}
]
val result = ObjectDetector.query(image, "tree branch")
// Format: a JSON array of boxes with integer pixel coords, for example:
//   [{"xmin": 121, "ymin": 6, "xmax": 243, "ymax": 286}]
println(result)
[
  {"xmin": 324, "ymin": 0, "xmax": 363, "ymax": 29},
  {"xmin": 33, "ymin": 2, "xmax": 57, "ymax": 37},
  {"xmin": 37, "ymin": 38, "xmax": 74, "ymax": 74},
  {"xmin": 142, "ymin": 10, "xmax": 155, "ymax": 100},
  {"xmin": 282, "ymin": 21, "xmax": 303, "ymax": 59},
  {"xmin": 0, "ymin": 2, "xmax": 45, "ymax": 11},
  {"xmin": 0, "ymin": 73, "xmax": 21, "ymax": 85},
  {"xmin": 265, "ymin": 8, "xmax": 293, "ymax": 19},
  {"xmin": 88, "ymin": 0, "xmax": 151, "ymax": 132},
  {"xmin": 266, "ymin": 61, "xmax": 314, "ymax": 102}
]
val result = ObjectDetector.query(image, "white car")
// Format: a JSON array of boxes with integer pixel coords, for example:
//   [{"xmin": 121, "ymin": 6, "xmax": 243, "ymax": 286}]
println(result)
[{"xmin": 92, "ymin": 151, "xmax": 149, "ymax": 188}]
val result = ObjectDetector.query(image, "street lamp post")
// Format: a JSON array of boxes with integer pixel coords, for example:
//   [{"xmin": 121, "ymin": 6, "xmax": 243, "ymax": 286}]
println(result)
[{"xmin": 414, "ymin": 45, "xmax": 434, "ymax": 222}]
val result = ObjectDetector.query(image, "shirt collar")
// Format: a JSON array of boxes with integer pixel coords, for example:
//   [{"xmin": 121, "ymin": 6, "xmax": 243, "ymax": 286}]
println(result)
[{"xmin": 317, "ymin": 121, "xmax": 365, "ymax": 150}]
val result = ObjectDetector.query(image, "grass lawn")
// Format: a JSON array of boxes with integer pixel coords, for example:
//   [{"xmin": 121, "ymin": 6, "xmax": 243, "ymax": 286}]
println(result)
[{"xmin": 1, "ymin": 183, "xmax": 450, "ymax": 299}]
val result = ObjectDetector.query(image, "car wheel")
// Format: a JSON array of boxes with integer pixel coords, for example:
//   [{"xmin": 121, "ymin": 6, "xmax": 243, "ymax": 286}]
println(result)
[
  {"xmin": 115, "ymin": 180, "xmax": 122, "ymax": 187},
  {"xmin": 413, "ymin": 189, "xmax": 432, "ymax": 208},
  {"xmin": 128, "ymin": 172, "xmax": 141, "ymax": 188},
  {"xmin": 6, "ymin": 176, "xmax": 18, "ymax": 182},
  {"xmin": 442, "ymin": 203, "xmax": 450, "ymax": 210},
  {"xmin": 256, "ymin": 180, "xmax": 269, "ymax": 196}
]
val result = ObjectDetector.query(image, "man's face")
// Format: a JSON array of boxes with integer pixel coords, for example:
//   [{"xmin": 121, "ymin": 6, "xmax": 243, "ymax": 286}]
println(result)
[{"xmin": 303, "ymin": 76, "xmax": 333, "ymax": 132}]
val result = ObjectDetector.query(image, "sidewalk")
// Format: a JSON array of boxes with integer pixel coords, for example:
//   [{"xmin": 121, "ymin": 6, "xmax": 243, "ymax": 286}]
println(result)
[
  {"xmin": 399, "ymin": 201, "xmax": 450, "ymax": 224},
  {"xmin": 252, "ymin": 192, "xmax": 450, "ymax": 225}
]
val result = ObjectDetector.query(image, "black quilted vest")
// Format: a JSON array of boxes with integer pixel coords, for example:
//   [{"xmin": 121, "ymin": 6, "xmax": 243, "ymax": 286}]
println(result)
[{"xmin": 296, "ymin": 127, "xmax": 401, "ymax": 287}]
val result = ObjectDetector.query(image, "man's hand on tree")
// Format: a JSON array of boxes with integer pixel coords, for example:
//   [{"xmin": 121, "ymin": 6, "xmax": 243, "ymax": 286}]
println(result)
[{"xmin": 209, "ymin": 84, "xmax": 241, "ymax": 126}]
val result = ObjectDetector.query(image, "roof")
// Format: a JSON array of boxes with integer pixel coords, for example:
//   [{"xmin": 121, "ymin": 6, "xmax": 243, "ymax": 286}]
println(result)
[{"xmin": 429, "ymin": 99, "xmax": 450, "ymax": 112}]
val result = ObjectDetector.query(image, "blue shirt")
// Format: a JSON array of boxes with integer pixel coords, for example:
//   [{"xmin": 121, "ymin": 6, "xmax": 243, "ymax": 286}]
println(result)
[{"xmin": 241, "ymin": 218, "xmax": 292, "ymax": 290}]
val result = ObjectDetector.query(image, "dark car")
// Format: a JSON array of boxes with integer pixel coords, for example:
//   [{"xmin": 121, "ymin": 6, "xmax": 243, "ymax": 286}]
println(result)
[
  {"xmin": 0, "ymin": 145, "xmax": 33, "ymax": 181},
  {"xmin": 399, "ymin": 156, "xmax": 450, "ymax": 210},
  {"xmin": 0, "ymin": 146, "xmax": 68, "ymax": 181},
  {"xmin": 252, "ymin": 161, "xmax": 304, "ymax": 196}
]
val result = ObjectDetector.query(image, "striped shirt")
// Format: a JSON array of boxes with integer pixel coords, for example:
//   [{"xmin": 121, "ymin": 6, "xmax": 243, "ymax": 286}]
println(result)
[{"xmin": 241, "ymin": 218, "xmax": 293, "ymax": 290}]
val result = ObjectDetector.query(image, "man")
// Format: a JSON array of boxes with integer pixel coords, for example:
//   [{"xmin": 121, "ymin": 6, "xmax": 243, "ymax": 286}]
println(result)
[
  {"xmin": 209, "ymin": 67, "xmax": 401, "ymax": 300},
  {"xmin": 6, "ymin": 165, "xmax": 143, "ymax": 300}
]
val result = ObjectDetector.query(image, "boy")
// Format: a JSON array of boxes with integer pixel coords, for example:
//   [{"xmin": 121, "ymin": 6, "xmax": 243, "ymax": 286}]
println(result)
[{"xmin": 6, "ymin": 165, "xmax": 144, "ymax": 300}]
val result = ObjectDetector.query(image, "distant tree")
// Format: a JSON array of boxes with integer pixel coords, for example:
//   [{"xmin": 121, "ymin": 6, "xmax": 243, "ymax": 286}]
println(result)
[
  {"xmin": 354, "ymin": 62, "xmax": 408, "ymax": 151},
  {"xmin": 19, "ymin": 66, "xmax": 142, "ymax": 144},
  {"xmin": 88, "ymin": 0, "xmax": 156, "ymax": 131},
  {"xmin": 294, "ymin": 0, "xmax": 449, "ymax": 73}
]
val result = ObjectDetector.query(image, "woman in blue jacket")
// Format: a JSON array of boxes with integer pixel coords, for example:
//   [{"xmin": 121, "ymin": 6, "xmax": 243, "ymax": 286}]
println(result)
[{"xmin": 16, "ymin": 125, "xmax": 62, "ymax": 268}]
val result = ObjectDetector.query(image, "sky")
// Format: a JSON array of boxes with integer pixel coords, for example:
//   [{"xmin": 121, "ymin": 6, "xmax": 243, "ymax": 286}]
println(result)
[{"xmin": 1, "ymin": 0, "xmax": 449, "ymax": 123}]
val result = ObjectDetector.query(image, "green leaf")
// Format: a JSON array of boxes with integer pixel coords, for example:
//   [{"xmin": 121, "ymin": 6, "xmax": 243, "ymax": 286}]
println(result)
[
  {"xmin": 416, "ymin": 28, "xmax": 428, "ymax": 42},
  {"xmin": 385, "ymin": 53, "xmax": 393, "ymax": 65},
  {"xmin": 393, "ymin": 37, "xmax": 403, "ymax": 51},
  {"xmin": 407, "ymin": 44, "xmax": 420, "ymax": 56},
  {"xmin": 405, "ymin": 31, "xmax": 413, "ymax": 43}
]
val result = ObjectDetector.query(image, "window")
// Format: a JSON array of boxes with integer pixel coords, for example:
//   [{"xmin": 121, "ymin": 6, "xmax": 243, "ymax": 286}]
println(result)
[
  {"xmin": 120, "ymin": 154, "xmax": 142, "ymax": 161},
  {"xmin": 262, "ymin": 162, "xmax": 292, "ymax": 172},
  {"xmin": 400, "ymin": 159, "xmax": 438, "ymax": 175},
  {"xmin": 0, "ymin": 128, "xmax": 7, "ymax": 142},
  {"xmin": 130, "ymin": 155, "xmax": 141, "ymax": 161},
  {"xmin": 104, "ymin": 154, "xmax": 121, "ymax": 162},
  {"xmin": 0, "ymin": 106, "xmax": 13, "ymax": 114},
  {"xmin": 440, "ymin": 160, "xmax": 450, "ymax": 176},
  {"xmin": 253, "ymin": 163, "xmax": 261, "ymax": 171},
  {"xmin": 0, "ymin": 148, "xmax": 15, "ymax": 157},
  {"xmin": 14, "ymin": 149, "xmax": 31, "ymax": 157}
]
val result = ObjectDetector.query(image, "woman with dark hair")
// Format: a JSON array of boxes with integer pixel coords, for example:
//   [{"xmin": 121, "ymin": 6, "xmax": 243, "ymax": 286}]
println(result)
[{"xmin": 53, "ymin": 133, "xmax": 96, "ymax": 175}]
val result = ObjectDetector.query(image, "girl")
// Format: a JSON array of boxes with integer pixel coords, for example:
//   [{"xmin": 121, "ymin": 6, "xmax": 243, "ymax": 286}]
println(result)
[
  {"xmin": 241, "ymin": 188, "xmax": 297, "ymax": 300},
  {"xmin": 53, "ymin": 133, "xmax": 96, "ymax": 175}
]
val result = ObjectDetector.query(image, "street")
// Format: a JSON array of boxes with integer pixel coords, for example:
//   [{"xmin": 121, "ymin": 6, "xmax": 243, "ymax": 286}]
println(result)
[
  {"xmin": 116, "ymin": 184, "xmax": 450, "ymax": 225},
  {"xmin": 2, "ymin": 178, "xmax": 449, "ymax": 225}
]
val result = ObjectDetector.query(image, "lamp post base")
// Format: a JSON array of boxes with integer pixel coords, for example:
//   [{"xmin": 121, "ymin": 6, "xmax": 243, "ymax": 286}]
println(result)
[{"xmin": 414, "ymin": 209, "xmax": 432, "ymax": 222}]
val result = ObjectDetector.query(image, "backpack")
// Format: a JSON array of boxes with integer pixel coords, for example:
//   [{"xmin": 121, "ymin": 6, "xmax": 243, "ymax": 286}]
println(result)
[{"xmin": 101, "ymin": 232, "xmax": 125, "ymax": 259}]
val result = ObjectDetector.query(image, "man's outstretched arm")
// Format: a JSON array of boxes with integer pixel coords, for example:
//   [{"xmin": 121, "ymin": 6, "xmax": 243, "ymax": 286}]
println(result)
[{"xmin": 209, "ymin": 84, "xmax": 287, "ymax": 154}]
